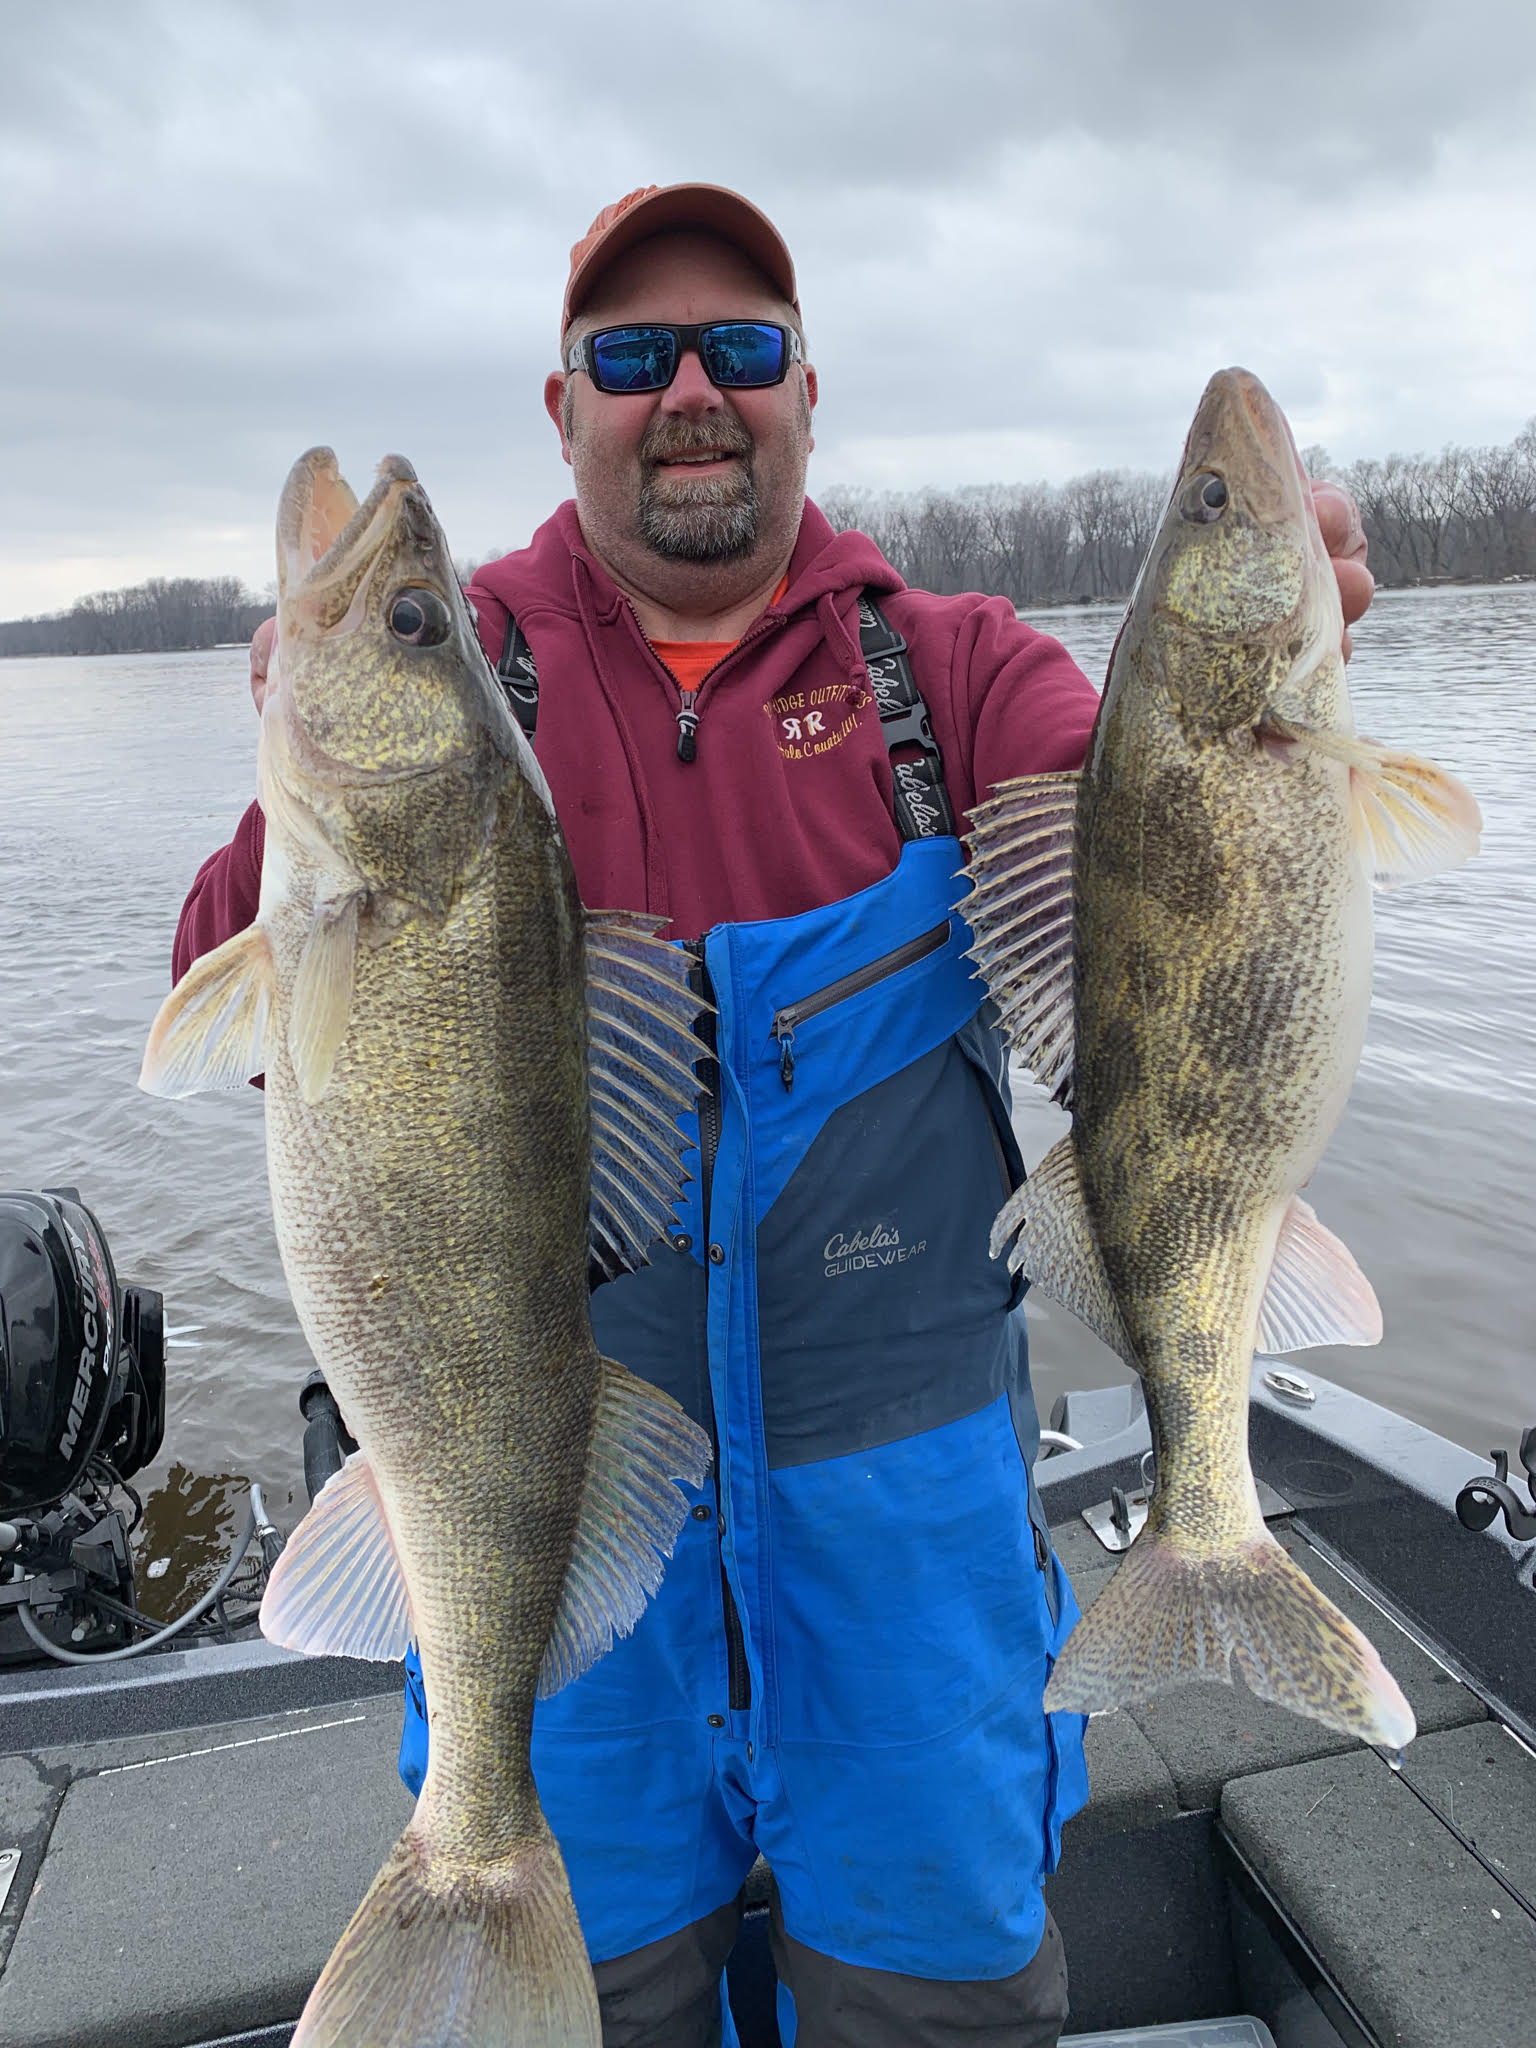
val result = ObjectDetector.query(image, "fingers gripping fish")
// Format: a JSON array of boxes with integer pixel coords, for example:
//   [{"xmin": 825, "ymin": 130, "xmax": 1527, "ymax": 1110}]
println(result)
[
  {"xmin": 963, "ymin": 370, "xmax": 1480, "ymax": 1750},
  {"xmin": 141, "ymin": 450, "xmax": 712, "ymax": 2046}
]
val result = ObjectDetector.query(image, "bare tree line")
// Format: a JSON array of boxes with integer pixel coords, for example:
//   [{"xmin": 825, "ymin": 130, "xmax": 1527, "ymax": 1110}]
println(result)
[
  {"xmin": 4, "ymin": 419, "xmax": 1533, "ymax": 656},
  {"xmin": 0, "ymin": 576, "xmax": 272, "ymax": 658},
  {"xmin": 821, "ymin": 418, "xmax": 1536, "ymax": 607}
]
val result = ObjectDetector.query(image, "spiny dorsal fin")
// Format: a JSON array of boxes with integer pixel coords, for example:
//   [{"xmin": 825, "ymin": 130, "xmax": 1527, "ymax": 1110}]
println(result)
[
  {"xmin": 138, "ymin": 923, "xmax": 274, "ymax": 1097},
  {"xmin": 1256, "ymin": 1193, "xmax": 1382, "ymax": 1354},
  {"xmin": 259, "ymin": 1448, "xmax": 414, "ymax": 1663},
  {"xmin": 585, "ymin": 910, "xmax": 707, "ymax": 1281},
  {"xmin": 539, "ymin": 1358, "xmax": 712, "ymax": 1697},
  {"xmin": 989, "ymin": 1134, "xmax": 1135, "ymax": 1368},
  {"xmin": 961, "ymin": 772, "xmax": 1079, "ymax": 1105}
]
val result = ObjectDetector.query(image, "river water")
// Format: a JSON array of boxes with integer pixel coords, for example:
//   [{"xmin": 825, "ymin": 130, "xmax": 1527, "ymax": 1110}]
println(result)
[{"xmin": 0, "ymin": 584, "xmax": 1530, "ymax": 1607}]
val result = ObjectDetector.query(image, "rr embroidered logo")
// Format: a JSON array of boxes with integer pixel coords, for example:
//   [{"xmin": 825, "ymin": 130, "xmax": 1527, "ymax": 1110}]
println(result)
[{"xmin": 767, "ymin": 680, "xmax": 870, "ymax": 761}]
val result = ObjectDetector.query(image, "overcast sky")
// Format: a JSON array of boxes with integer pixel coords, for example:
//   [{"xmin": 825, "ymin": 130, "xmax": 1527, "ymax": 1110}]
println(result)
[{"xmin": 5, "ymin": 0, "xmax": 1535, "ymax": 617}]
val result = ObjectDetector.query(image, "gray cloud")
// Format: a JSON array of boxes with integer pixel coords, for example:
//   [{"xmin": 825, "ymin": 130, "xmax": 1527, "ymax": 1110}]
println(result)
[{"xmin": 4, "ymin": 0, "xmax": 1534, "ymax": 612}]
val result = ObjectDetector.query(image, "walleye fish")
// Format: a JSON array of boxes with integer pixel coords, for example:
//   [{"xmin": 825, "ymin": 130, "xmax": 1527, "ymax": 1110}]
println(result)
[
  {"xmin": 964, "ymin": 369, "xmax": 1479, "ymax": 1748},
  {"xmin": 141, "ymin": 450, "xmax": 711, "ymax": 2045}
]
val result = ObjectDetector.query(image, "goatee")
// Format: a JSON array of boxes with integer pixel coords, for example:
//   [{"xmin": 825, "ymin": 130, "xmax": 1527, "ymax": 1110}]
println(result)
[{"xmin": 637, "ymin": 417, "xmax": 760, "ymax": 564}]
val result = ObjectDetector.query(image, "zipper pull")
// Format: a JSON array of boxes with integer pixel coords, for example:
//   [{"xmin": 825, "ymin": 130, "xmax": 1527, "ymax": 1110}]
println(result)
[
  {"xmin": 777, "ymin": 1026, "xmax": 795, "ymax": 1089},
  {"xmin": 676, "ymin": 691, "xmax": 700, "ymax": 763}
]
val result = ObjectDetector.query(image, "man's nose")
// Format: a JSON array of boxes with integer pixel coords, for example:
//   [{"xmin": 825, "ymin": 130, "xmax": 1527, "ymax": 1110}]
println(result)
[{"xmin": 660, "ymin": 345, "xmax": 723, "ymax": 417}]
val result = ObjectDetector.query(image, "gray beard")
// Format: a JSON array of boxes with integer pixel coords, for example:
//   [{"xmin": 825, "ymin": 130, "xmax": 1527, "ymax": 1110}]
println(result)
[{"xmin": 638, "ymin": 464, "xmax": 761, "ymax": 563}]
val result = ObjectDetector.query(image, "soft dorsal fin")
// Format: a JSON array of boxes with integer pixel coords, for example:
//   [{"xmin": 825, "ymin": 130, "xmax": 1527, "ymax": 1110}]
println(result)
[
  {"xmin": 585, "ymin": 911, "xmax": 708, "ymax": 1280},
  {"xmin": 960, "ymin": 772, "xmax": 1079, "ymax": 1105},
  {"xmin": 539, "ymin": 1358, "xmax": 712, "ymax": 1697},
  {"xmin": 259, "ymin": 1448, "xmax": 414, "ymax": 1663},
  {"xmin": 139, "ymin": 923, "xmax": 274, "ymax": 1097}
]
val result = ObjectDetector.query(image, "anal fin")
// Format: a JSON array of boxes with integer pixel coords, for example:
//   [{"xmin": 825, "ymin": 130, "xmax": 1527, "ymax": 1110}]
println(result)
[
  {"xmin": 260, "ymin": 1448, "xmax": 413, "ymax": 1663},
  {"xmin": 539, "ymin": 1359, "xmax": 712, "ymax": 1697}
]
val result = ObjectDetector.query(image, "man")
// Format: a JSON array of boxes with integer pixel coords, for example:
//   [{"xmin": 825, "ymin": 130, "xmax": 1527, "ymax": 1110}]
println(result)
[{"xmin": 176, "ymin": 184, "xmax": 1374, "ymax": 2048}]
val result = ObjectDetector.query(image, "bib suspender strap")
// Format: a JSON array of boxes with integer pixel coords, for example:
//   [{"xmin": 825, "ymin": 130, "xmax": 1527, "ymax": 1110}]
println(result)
[
  {"xmin": 856, "ymin": 592, "xmax": 958, "ymax": 842},
  {"xmin": 495, "ymin": 613, "xmax": 540, "ymax": 740},
  {"xmin": 494, "ymin": 590, "xmax": 957, "ymax": 842}
]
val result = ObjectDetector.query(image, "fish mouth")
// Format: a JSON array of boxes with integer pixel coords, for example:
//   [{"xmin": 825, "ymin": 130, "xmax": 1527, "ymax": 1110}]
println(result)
[
  {"xmin": 1180, "ymin": 367, "xmax": 1321, "ymax": 541},
  {"xmin": 267, "ymin": 448, "xmax": 490, "ymax": 790},
  {"xmin": 277, "ymin": 449, "xmax": 434, "ymax": 623}
]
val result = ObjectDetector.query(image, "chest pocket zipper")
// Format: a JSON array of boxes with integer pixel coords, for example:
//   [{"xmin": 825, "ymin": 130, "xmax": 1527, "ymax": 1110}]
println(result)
[{"xmin": 771, "ymin": 920, "xmax": 952, "ymax": 1088}]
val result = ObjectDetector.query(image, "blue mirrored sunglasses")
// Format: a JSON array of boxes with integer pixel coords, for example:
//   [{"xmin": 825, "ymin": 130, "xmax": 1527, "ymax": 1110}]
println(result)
[{"xmin": 567, "ymin": 321, "xmax": 803, "ymax": 394}]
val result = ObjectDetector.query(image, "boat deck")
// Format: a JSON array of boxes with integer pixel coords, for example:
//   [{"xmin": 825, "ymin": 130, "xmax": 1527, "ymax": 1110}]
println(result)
[
  {"xmin": 1044, "ymin": 1510, "xmax": 1532, "ymax": 2048},
  {"xmin": 0, "ymin": 1367, "xmax": 1531, "ymax": 2048}
]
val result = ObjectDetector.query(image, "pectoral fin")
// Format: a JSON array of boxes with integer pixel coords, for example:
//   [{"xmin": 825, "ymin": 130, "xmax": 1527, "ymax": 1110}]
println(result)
[
  {"xmin": 288, "ymin": 891, "xmax": 363, "ymax": 1104},
  {"xmin": 1266, "ymin": 719, "xmax": 1481, "ymax": 887},
  {"xmin": 259, "ymin": 1448, "xmax": 413, "ymax": 1663},
  {"xmin": 139, "ymin": 924, "xmax": 274, "ymax": 1096},
  {"xmin": 1257, "ymin": 1194, "xmax": 1382, "ymax": 1353}
]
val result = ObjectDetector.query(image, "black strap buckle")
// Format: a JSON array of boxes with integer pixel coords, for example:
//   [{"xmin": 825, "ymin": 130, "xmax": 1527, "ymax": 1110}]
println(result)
[{"xmin": 858, "ymin": 592, "xmax": 956, "ymax": 841}]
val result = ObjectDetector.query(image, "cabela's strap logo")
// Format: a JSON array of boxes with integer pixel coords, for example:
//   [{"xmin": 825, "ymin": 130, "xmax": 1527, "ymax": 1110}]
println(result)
[
  {"xmin": 823, "ymin": 1220, "xmax": 927, "ymax": 1279},
  {"xmin": 767, "ymin": 678, "xmax": 871, "ymax": 762}
]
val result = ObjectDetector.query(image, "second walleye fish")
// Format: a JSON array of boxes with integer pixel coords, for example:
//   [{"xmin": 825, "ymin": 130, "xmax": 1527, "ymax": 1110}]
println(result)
[
  {"xmin": 142, "ymin": 449, "xmax": 711, "ymax": 2046},
  {"xmin": 964, "ymin": 369, "xmax": 1479, "ymax": 1747}
]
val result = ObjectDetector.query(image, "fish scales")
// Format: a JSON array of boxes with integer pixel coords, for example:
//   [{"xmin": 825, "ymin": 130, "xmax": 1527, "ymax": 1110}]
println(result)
[
  {"xmin": 265, "ymin": 774, "xmax": 593, "ymax": 1855},
  {"xmin": 141, "ymin": 448, "xmax": 711, "ymax": 2045},
  {"xmin": 967, "ymin": 369, "xmax": 1480, "ymax": 1748},
  {"xmin": 1077, "ymin": 671, "xmax": 1368, "ymax": 1514}
]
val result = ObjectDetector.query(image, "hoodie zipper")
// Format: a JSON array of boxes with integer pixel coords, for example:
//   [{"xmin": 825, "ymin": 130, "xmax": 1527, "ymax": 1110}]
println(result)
[
  {"xmin": 675, "ymin": 692, "xmax": 701, "ymax": 762},
  {"xmin": 656, "ymin": 602, "xmax": 786, "ymax": 765},
  {"xmin": 771, "ymin": 920, "xmax": 951, "ymax": 1089},
  {"xmin": 684, "ymin": 939, "xmax": 751, "ymax": 1712}
]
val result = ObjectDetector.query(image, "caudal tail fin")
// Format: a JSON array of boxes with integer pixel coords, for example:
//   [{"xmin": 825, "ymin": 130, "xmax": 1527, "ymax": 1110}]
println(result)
[
  {"xmin": 293, "ymin": 1816, "xmax": 600, "ymax": 2048},
  {"xmin": 1044, "ymin": 1523, "xmax": 1416, "ymax": 1749}
]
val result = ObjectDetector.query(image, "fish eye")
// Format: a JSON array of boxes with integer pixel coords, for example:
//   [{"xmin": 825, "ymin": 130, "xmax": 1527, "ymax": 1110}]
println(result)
[
  {"xmin": 387, "ymin": 588, "xmax": 451, "ymax": 646},
  {"xmin": 1182, "ymin": 471, "xmax": 1229, "ymax": 523}
]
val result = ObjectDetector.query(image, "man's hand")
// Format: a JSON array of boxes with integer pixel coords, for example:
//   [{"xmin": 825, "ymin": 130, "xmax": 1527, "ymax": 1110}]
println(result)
[
  {"xmin": 1310, "ymin": 482, "xmax": 1373, "ymax": 661},
  {"xmin": 250, "ymin": 615, "xmax": 277, "ymax": 715}
]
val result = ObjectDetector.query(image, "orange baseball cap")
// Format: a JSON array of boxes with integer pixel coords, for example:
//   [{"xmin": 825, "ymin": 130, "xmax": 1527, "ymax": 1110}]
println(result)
[{"xmin": 561, "ymin": 183, "xmax": 799, "ymax": 340}]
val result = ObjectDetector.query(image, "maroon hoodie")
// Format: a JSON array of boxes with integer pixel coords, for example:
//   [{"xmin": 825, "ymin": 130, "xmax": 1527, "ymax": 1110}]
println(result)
[{"xmin": 173, "ymin": 499, "xmax": 1098, "ymax": 974}]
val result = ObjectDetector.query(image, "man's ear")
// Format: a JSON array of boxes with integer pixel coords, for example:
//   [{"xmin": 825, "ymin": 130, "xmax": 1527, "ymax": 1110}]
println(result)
[
  {"xmin": 545, "ymin": 372, "xmax": 574, "ymax": 467},
  {"xmin": 805, "ymin": 363, "xmax": 818, "ymax": 454}
]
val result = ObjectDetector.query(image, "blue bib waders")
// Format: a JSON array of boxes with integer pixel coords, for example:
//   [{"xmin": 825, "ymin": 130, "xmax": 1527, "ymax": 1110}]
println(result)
[{"xmin": 399, "ymin": 834, "xmax": 1089, "ymax": 2027}]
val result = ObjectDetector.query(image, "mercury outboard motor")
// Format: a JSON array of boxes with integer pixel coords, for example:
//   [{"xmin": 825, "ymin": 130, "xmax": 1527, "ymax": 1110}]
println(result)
[{"xmin": 0, "ymin": 1188, "xmax": 166, "ymax": 1661}]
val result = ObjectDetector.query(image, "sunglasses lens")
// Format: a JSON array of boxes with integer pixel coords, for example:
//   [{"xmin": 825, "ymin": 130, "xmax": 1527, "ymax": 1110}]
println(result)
[
  {"xmin": 700, "ymin": 323, "xmax": 786, "ymax": 387},
  {"xmin": 589, "ymin": 327, "xmax": 679, "ymax": 392}
]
